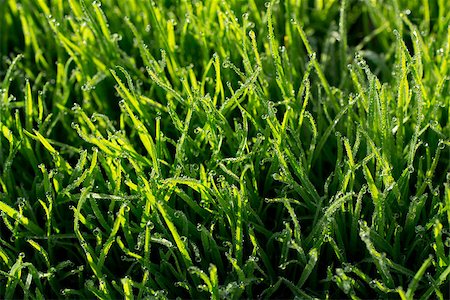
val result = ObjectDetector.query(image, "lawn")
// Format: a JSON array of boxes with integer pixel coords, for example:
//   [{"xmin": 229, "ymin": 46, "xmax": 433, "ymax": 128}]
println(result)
[{"xmin": 0, "ymin": 0, "xmax": 449, "ymax": 298}]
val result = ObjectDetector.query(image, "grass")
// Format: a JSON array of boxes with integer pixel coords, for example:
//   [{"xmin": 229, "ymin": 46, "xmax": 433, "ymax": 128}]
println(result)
[{"xmin": 0, "ymin": 0, "xmax": 449, "ymax": 298}]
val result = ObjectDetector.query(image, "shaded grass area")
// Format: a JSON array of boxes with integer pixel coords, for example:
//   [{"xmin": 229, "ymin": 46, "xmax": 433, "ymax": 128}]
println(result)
[{"xmin": 0, "ymin": 0, "xmax": 449, "ymax": 298}]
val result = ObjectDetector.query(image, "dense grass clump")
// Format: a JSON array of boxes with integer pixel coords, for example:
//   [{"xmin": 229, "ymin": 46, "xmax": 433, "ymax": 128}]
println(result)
[{"xmin": 1, "ymin": 0, "xmax": 449, "ymax": 298}]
